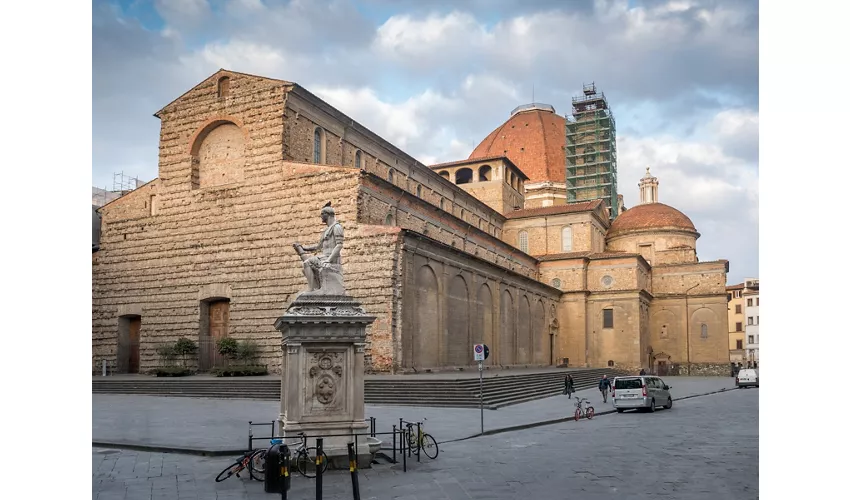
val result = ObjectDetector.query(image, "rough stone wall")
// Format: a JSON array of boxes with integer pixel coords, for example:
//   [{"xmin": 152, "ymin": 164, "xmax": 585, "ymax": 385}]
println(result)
[
  {"xmin": 586, "ymin": 257, "xmax": 648, "ymax": 293},
  {"xmin": 651, "ymin": 261, "xmax": 728, "ymax": 296},
  {"xmin": 587, "ymin": 293, "xmax": 643, "ymax": 372},
  {"xmin": 398, "ymin": 233, "xmax": 559, "ymax": 372},
  {"xmin": 539, "ymin": 258, "xmax": 587, "ymax": 292},
  {"xmin": 558, "ymin": 292, "xmax": 588, "ymax": 367}
]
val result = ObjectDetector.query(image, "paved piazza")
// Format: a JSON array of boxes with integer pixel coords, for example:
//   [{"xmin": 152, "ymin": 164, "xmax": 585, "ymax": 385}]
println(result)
[{"xmin": 93, "ymin": 388, "xmax": 758, "ymax": 500}]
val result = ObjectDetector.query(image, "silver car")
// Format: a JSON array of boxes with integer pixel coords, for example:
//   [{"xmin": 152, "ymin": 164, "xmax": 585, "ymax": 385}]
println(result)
[{"xmin": 612, "ymin": 376, "xmax": 673, "ymax": 413}]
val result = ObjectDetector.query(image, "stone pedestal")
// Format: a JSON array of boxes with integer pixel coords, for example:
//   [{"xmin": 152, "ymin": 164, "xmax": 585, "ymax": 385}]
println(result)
[{"xmin": 274, "ymin": 295, "xmax": 378, "ymax": 468}]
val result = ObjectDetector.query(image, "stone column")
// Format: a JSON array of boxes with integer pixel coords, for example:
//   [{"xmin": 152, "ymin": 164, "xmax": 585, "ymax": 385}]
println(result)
[{"xmin": 274, "ymin": 295, "xmax": 377, "ymax": 468}]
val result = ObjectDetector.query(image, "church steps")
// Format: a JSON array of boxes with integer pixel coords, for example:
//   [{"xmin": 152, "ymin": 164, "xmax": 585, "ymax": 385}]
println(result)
[{"xmin": 92, "ymin": 368, "xmax": 629, "ymax": 407}]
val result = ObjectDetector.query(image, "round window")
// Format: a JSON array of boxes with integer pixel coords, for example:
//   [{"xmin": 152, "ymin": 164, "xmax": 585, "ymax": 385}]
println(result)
[
  {"xmin": 601, "ymin": 275, "xmax": 614, "ymax": 288},
  {"xmin": 552, "ymin": 278, "xmax": 562, "ymax": 289}
]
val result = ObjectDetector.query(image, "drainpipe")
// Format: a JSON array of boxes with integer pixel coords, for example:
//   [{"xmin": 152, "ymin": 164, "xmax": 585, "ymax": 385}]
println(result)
[{"xmin": 685, "ymin": 283, "xmax": 700, "ymax": 375}]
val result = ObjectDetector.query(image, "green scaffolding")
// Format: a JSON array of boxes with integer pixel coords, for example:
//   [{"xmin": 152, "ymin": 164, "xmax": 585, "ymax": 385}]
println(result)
[{"xmin": 565, "ymin": 82, "xmax": 618, "ymax": 219}]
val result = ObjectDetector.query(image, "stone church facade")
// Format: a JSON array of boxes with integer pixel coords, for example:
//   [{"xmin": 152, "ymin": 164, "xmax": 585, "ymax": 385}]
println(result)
[{"xmin": 92, "ymin": 70, "xmax": 730, "ymax": 376}]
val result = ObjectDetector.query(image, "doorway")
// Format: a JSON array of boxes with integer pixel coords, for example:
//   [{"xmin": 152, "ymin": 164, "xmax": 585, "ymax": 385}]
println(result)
[
  {"xmin": 657, "ymin": 361, "xmax": 668, "ymax": 376},
  {"xmin": 199, "ymin": 299, "xmax": 230, "ymax": 371},
  {"xmin": 117, "ymin": 315, "xmax": 141, "ymax": 374}
]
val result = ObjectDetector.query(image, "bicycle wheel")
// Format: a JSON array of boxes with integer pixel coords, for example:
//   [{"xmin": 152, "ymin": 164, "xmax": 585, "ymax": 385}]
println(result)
[
  {"xmin": 249, "ymin": 449, "xmax": 267, "ymax": 481},
  {"xmin": 586, "ymin": 406, "xmax": 595, "ymax": 419},
  {"xmin": 574, "ymin": 408, "xmax": 581, "ymax": 421},
  {"xmin": 215, "ymin": 460, "xmax": 245, "ymax": 482},
  {"xmin": 296, "ymin": 448, "xmax": 329, "ymax": 478},
  {"xmin": 421, "ymin": 434, "xmax": 439, "ymax": 459}
]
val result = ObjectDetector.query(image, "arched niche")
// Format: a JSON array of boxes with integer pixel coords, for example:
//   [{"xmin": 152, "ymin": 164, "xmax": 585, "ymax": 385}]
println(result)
[
  {"xmin": 446, "ymin": 275, "xmax": 470, "ymax": 366},
  {"xmin": 189, "ymin": 119, "xmax": 246, "ymax": 189}
]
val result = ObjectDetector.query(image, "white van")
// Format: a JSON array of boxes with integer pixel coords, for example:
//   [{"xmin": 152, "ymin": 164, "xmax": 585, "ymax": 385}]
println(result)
[
  {"xmin": 612, "ymin": 376, "xmax": 673, "ymax": 413},
  {"xmin": 736, "ymin": 369, "xmax": 759, "ymax": 388}
]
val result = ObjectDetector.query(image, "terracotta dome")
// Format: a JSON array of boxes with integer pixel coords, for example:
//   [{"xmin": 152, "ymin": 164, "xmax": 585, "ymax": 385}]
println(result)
[
  {"xmin": 469, "ymin": 103, "xmax": 565, "ymax": 184},
  {"xmin": 607, "ymin": 202, "xmax": 698, "ymax": 237}
]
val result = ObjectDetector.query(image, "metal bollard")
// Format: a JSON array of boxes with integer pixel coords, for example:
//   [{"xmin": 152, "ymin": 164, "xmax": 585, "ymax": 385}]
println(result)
[
  {"xmin": 281, "ymin": 444, "xmax": 291, "ymax": 500},
  {"xmin": 401, "ymin": 427, "xmax": 407, "ymax": 472},
  {"xmin": 348, "ymin": 442, "xmax": 361, "ymax": 500},
  {"xmin": 102, "ymin": 360, "xmax": 107, "ymax": 377},
  {"xmin": 248, "ymin": 421, "xmax": 253, "ymax": 452},
  {"xmin": 316, "ymin": 438, "xmax": 323, "ymax": 500},
  {"xmin": 416, "ymin": 422, "xmax": 421, "ymax": 462},
  {"xmin": 392, "ymin": 425, "xmax": 397, "ymax": 464}
]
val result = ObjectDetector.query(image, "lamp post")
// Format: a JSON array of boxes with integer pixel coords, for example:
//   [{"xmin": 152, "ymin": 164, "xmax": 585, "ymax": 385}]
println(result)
[{"xmin": 684, "ymin": 283, "xmax": 700, "ymax": 375}]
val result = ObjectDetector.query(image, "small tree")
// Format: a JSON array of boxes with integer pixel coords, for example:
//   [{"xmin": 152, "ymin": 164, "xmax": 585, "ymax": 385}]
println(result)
[
  {"xmin": 217, "ymin": 337, "xmax": 239, "ymax": 365},
  {"xmin": 237, "ymin": 340, "xmax": 260, "ymax": 365},
  {"xmin": 173, "ymin": 337, "xmax": 198, "ymax": 368},
  {"xmin": 156, "ymin": 344, "xmax": 177, "ymax": 367}
]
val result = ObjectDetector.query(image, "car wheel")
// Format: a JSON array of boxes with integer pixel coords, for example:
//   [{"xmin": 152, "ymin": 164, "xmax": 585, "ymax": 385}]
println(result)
[
  {"xmin": 648, "ymin": 399, "xmax": 656, "ymax": 413},
  {"xmin": 664, "ymin": 397, "xmax": 672, "ymax": 409}
]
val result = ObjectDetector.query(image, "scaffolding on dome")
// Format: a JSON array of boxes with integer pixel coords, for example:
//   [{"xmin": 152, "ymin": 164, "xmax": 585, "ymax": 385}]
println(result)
[{"xmin": 565, "ymin": 82, "xmax": 618, "ymax": 219}]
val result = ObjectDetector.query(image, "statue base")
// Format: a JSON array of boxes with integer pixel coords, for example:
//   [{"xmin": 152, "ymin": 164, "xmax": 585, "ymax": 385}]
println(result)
[{"xmin": 274, "ymin": 295, "xmax": 378, "ymax": 468}]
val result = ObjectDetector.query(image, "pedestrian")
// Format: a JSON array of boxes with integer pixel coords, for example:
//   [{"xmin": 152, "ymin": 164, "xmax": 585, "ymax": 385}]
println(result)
[
  {"xmin": 598, "ymin": 374, "xmax": 612, "ymax": 403},
  {"xmin": 639, "ymin": 368, "xmax": 646, "ymax": 376},
  {"xmin": 564, "ymin": 374, "xmax": 575, "ymax": 399}
]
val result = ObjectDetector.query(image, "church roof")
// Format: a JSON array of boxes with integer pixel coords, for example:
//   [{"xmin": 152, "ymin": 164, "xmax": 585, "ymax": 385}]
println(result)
[
  {"xmin": 607, "ymin": 202, "xmax": 698, "ymax": 237},
  {"xmin": 505, "ymin": 199, "xmax": 603, "ymax": 219},
  {"xmin": 469, "ymin": 104, "xmax": 566, "ymax": 184}
]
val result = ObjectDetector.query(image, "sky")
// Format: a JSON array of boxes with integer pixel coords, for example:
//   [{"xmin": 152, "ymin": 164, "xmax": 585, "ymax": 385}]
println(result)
[{"xmin": 92, "ymin": 0, "xmax": 759, "ymax": 283}]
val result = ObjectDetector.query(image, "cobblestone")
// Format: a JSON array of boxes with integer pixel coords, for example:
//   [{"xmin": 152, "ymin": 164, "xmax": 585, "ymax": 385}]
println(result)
[{"xmin": 93, "ymin": 388, "xmax": 758, "ymax": 499}]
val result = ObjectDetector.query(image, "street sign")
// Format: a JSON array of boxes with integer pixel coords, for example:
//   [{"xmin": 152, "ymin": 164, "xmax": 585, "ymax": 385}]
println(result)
[
  {"xmin": 473, "ymin": 344, "xmax": 490, "ymax": 361},
  {"xmin": 473, "ymin": 344, "xmax": 485, "ymax": 361}
]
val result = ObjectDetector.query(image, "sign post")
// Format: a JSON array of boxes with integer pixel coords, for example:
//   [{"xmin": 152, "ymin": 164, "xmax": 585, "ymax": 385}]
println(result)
[{"xmin": 473, "ymin": 344, "xmax": 489, "ymax": 436}]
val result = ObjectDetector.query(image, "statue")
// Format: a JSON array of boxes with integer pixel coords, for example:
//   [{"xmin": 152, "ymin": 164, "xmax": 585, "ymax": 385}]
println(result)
[{"xmin": 293, "ymin": 202, "xmax": 345, "ymax": 296}]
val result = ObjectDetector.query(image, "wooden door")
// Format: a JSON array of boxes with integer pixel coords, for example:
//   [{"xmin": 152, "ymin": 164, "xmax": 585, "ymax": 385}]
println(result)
[
  {"xmin": 128, "ymin": 317, "xmax": 141, "ymax": 373},
  {"xmin": 200, "ymin": 301, "xmax": 229, "ymax": 371},
  {"xmin": 657, "ymin": 360, "xmax": 668, "ymax": 377}
]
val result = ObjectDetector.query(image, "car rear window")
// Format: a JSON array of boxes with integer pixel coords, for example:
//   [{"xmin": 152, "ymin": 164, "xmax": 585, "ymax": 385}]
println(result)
[{"xmin": 615, "ymin": 378, "xmax": 643, "ymax": 389}]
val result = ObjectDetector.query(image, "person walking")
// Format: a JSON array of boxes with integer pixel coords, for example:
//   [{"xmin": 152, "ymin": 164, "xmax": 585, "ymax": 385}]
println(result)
[
  {"xmin": 639, "ymin": 368, "xmax": 647, "ymax": 376},
  {"xmin": 564, "ymin": 374, "xmax": 575, "ymax": 399},
  {"xmin": 598, "ymin": 374, "xmax": 612, "ymax": 403}
]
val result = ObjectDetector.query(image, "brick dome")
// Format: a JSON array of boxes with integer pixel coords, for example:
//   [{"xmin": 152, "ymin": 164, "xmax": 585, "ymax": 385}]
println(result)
[
  {"xmin": 469, "ymin": 104, "xmax": 565, "ymax": 184},
  {"xmin": 607, "ymin": 202, "xmax": 698, "ymax": 237}
]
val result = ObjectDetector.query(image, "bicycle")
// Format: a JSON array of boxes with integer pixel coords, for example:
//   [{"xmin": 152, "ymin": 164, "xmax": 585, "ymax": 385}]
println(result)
[
  {"xmin": 405, "ymin": 418, "xmax": 439, "ymax": 459},
  {"xmin": 215, "ymin": 448, "xmax": 267, "ymax": 482},
  {"xmin": 291, "ymin": 432, "xmax": 329, "ymax": 478},
  {"xmin": 574, "ymin": 397, "xmax": 595, "ymax": 421}
]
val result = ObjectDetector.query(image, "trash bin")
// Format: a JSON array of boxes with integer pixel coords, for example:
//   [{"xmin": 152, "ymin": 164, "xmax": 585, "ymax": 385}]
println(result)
[{"xmin": 263, "ymin": 443, "xmax": 291, "ymax": 494}]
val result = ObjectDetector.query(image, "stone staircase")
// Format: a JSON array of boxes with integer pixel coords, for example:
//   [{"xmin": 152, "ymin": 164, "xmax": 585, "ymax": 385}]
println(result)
[{"xmin": 92, "ymin": 368, "xmax": 629, "ymax": 409}]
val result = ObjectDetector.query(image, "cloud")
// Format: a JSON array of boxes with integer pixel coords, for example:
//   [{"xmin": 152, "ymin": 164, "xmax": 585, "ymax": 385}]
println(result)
[{"xmin": 92, "ymin": 0, "xmax": 758, "ymax": 281}]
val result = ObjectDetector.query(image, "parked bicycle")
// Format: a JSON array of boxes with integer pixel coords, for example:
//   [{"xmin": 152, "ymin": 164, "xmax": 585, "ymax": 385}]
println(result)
[
  {"xmin": 215, "ymin": 448, "xmax": 266, "ymax": 482},
  {"xmin": 574, "ymin": 397, "xmax": 595, "ymax": 421},
  {"xmin": 405, "ymin": 418, "xmax": 439, "ymax": 459},
  {"xmin": 291, "ymin": 432, "xmax": 329, "ymax": 478}
]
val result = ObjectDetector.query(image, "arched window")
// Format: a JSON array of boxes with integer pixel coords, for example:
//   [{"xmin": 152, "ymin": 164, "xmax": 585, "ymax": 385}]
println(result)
[
  {"xmin": 438, "ymin": 171, "xmax": 450, "ymax": 180},
  {"xmin": 478, "ymin": 165, "xmax": 492, "ymax": 182},
  {"xmin": 217, "ymin": 76, "xmax": 230, "ymax": 98},
  {"xmin": 456, "ymin": 168, "xmax": 473, "ymax": 184},
  {"xmin": 561, "ymin": 226, "xmax": 573, "ymax": 252},
  {"xmin": 701, "ymin": 323, "xmax": 709, "ymax": 339},
  {"xmin": 354, "ymin": 150, "xmax": 362, "ymax": 169},
  {"xmin": 416, "ymin": 184, "xmax": 422, "ymax": 197},
  {"xmin": 313, "ymin": 127, "xmax": 324, "ymax": 164},
  {"xmin": 440, "ymin": 198, "xmax": 445, "ymax": 210},
  {"xmin": 385, "ymin": 213, "xmax": 393, "ymax": 225},
  {"xmin": 388, "ymin": 169, "xmax": 394, "ymax": 183},
  {"xmin": 552, "ymin": 278, "xmax": 561, "ymax": 289},
  {"xmin": 584, "ymin": 146, "xmax": 595, "ymax": 165},
  {"xmin": 518, "ymin": 231, "xmax": 528, "ymax": 253}
]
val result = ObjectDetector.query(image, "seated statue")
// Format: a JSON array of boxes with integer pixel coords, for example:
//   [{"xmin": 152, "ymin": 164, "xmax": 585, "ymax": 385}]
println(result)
[{"xmin": 293, "ymin": 203, "xmax": 345, "ymax": 296}]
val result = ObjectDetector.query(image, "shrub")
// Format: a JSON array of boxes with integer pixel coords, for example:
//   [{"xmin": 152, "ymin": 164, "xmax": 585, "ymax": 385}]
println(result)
[
  {"xmin": 173, "ymin": 337, "xmax": 198, "ymax": 367},
  {"xmin": 211, "ymin": 365, "xmax": 269, "ymax": 377},
  {"xmin": 156, "ymin": 345, "xmax": 178, "ymax": 366},
  {"xmin": 237, "ymin": 340, "xmax": 260, "ymax": 364},
  {"xmin": 216, "ymin": 337, "xmax": 239, "ymax": 361},
  {"xmin": 153, "ymin": 367, "xmax": 193, "ymax": 377}
]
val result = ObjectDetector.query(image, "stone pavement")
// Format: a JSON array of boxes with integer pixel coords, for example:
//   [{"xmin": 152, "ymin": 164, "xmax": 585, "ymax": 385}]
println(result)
[
  {"xmin": 93, "ymin": 388, "xmax": 759, "ymax": 500},
  {"xmin": 93, "ymin": 376, "xmax": 735, "ymax": 452}
]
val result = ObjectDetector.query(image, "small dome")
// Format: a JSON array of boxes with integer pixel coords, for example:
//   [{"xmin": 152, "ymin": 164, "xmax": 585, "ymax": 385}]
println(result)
[{"xmin": 608, "ymin": 202, "xmax": 697, "ymax": 237}]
